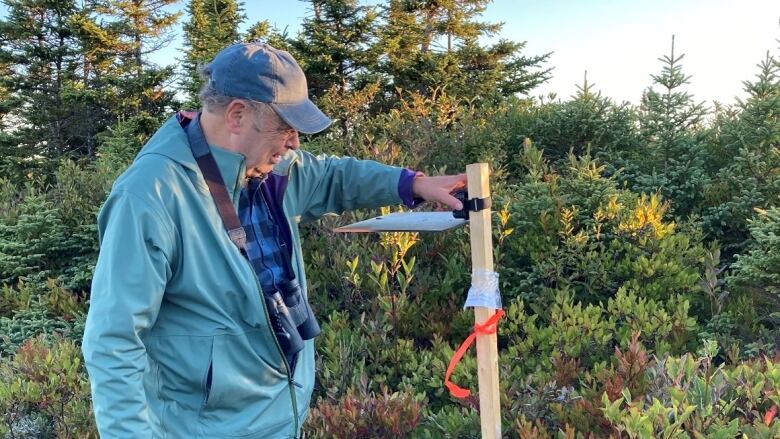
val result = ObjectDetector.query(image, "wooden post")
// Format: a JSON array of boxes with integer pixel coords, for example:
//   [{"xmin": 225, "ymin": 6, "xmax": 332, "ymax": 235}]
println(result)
[{"xmin": 466, "ymin": 163, "xmax": 501, "ymax": 438}]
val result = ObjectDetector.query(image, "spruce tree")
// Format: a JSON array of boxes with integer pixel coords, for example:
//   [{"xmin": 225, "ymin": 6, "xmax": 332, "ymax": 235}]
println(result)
[
  {"xmin": 243, "ymin": 20, "xmax": 293, "ymax": 51},
  {"xmin": 182, "ymin": 0, "xmax": 245, "ymax": 107},
  {"xmin": 293, "ymin": 0, "xmax": 380, "ymax": 98},
  {"xmin": 729, "ymin": 206, "xmax": 780, "ymax": 315},
  {"xmin": 108, "ymin": 0, "xmax": 180, "ymax": 75},
  {"xmin": 0, "ymin": 58, "xmax": 15, "ymax": 122},
  {"xmin": 0, "ymin": 0, "xmax": 180, "ymax": 168},
  {"xmin": 376, "ymin": 0, "xmax": 550, "ymax": 101},
  {"xmin": 633, "ymin": 36, "xmax": 709, "ymax": 218},
  {"xmin": 514, "ymin": 73, "xmax": 640, "ymax": 164},
  {"xmin": 704, "ymin": 51, "xmax": 780, "ymax": 253},
  {"xmin": 64, "ymin": 0, "xmax": 129, "ymax": 157},
  {"xmin": 0, "ymin": 194, "xmax": 84, "ymax": 285},
  {"xmin": 0, "ymin": 56, "xmax": 25, "ymax": 180},
  {"xmin": 0, "ymin": 0, "xmax": 84, "ymax": 163},
  {"xmin": 105, "ymin": 0, "xmax": 180, "ymax": 125},
  {"xmin": 244, "ymin": 19, "xmax": 271, "ymax": 42},
  {"xmin": 454, "ymin": 36, "xmax": 550, "ymax": 99}
]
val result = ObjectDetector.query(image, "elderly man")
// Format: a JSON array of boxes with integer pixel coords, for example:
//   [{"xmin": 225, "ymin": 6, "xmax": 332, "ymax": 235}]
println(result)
[{"xmin": 82, "ymin": 43, "xmax": 466, "ymax": 438}]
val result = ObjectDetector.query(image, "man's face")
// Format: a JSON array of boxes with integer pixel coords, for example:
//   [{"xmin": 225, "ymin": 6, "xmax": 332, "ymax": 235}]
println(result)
[{"xmin": 235, "ymin": 101, "xmax": 300, "ymax": 176}]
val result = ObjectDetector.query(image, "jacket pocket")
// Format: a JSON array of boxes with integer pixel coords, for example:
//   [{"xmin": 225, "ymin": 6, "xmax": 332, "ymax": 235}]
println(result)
[
  {"xmin": 202, "ymin": 361, "xmax": 213, "ymax": 407},
  {"xmin": 200, "ymin": 331, "xmax": 292, "ymax": 436},
  {"xmin": 148, "ymin": 334, "xmax": 214, "ymax": 411}
]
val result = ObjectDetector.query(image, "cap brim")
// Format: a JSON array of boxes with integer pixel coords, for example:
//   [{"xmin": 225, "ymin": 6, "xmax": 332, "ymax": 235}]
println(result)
[{"xmin": 270, "ymin": 99, "xmax": 332, "ymax": 134}]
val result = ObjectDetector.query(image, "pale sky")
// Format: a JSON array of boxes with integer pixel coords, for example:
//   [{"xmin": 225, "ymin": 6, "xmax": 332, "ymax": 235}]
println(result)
[
  {"xmin": 244, "ymin": 0, "xmax": 780, "ymax": 105},
  {"xmin": 2, "ymin": 0, "xmax": 778, "ymax": 105},
  {"xmin": 487, "ymin": 0, "xmax": 780, "ymax": 104}
]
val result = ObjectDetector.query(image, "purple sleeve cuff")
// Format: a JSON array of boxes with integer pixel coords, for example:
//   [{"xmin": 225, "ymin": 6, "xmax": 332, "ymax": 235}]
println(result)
[{"xmin": 398, "ymin": 168, "xmax": 425, "ymax": 209}]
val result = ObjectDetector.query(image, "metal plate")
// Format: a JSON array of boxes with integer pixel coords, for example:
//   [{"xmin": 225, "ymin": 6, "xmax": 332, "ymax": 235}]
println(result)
[{"xmin": 334, "ymin": 212, "xmax": 467, "ymax": 233}]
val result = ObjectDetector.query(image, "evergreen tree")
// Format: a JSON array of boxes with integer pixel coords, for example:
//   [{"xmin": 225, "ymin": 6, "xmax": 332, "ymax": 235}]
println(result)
[
  {"xmin": 105, "ymin": 0, "xmax": 180, "ymax": 126},
  {"xmin": 293, "ymin": 0, "xmax": 380, "ymax": 98},
  {"xmin": 0, "ymin": 0, "xmax": 179, "ymax": 171},
  {"xmin": 704, "ymin": 51, "xmax": 780, "ymax": 253},
  {"xmin": 243, "ymin": 20, "xmax": 293, "ymax": 51},
  {"xmin": 83, "ymin": 0, "xmax": 180, "ymax": 138},
  {"xmin": 64, "ymin": 0, "xmax": 128, "ymax": 157},
  {"xmin": 72, "ymin": 0, "xmax": 182, "ymax": 141},
  {"xmin": 385, "ymin": 0, "xmax": 500, "ymax": 55},
  {"xmin": 108, "ymin": 0, "xmax": 179, "ymax": 75},
  {"xmin": 631, "ymin": 36, "xmax": 709, "ymax": 218},
  {"xmin": 455, "ymin": 36, "xmax": 550, "ymax": 98},
  {"xmin": 377, "ymin": 0, "xmax": 550, "ymax": 101},
  {"xmin": 509, "ymin": 73, "xmax": 640, "ymax": 166},
  {"xmin": 729, "ymin": 206, "xmax": 780, "ymax": 317},
  {"xmin": 182, "ymin": 0, "xmax": 245, "ymax": 107},
  {"xmin": 0, "ymin": 55, "xmax": 24, "ymax": 180},
  {"xmin": 0, "ymin": 0, "xmax": 84, "ymax": 163},
  {"xmin": 378, "ymin": 0, "xmax": 465, "ymax": 95},
  {"xmin": 0, "ymin": 58, "xmax": 15, "ymax": 122},
  {"xmin": 244, "ymin": 19, "xmax": 271, "ymax": 42},
  {"xmin": 0, "ymin": 194, "xmax": 85, "ymax": 285}
]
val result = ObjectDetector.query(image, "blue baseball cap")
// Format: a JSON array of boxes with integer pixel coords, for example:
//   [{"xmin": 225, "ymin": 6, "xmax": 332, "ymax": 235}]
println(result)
[{"xmin": 203, "ymin": 43, "xmax": 332, "ymax": 134}]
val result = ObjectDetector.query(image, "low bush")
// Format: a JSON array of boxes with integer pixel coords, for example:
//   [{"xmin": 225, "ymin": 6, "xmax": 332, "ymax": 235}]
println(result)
[
  {"xmin": 0, "ymin": 335, "xmax": 96, "ymax": 438},
  {"xmin": 304, "ymin": 383, "xmax": 423, "ymax": 438}
]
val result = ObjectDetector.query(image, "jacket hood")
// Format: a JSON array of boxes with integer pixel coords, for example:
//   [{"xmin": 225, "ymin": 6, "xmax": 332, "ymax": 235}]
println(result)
[{"xmin": 136, "ymin": 115, "xmax": 202, "ymax": 174}]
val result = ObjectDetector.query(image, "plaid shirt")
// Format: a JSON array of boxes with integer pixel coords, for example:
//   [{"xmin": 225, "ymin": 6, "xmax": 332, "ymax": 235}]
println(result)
[
  {"xmin": 236, "ymin": 167, "xmax": 419, "ymax": 369},
  {"xmin": 238, "ymin": 177, "xmax": 291, "ymax": 296},
  {"xmin": 237, "ymin": 168, "xmax": 421, "ymax": 295}
]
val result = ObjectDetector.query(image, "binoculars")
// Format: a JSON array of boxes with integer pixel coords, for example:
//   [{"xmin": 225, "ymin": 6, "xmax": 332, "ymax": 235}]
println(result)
[{"xmin": 263, "ymin": 278, "xmax": 321, "ymax": 358}]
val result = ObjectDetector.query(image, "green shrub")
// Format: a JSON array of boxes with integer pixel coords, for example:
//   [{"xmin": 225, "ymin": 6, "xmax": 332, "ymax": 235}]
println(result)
[
  {"xmin": 500, "ymin": 287, "xmax": 697, "ymax": 385},
  {"xmin": 0, "ymin": 195, "xmax": 88, "ymax": 286},
  {"xmin": 0, "ymin": 277, "xmax": 87, "ymax": 356},
  {"xmin": 0, "ymin": 308, "xmax": 85, "ymax": 357},
  {"xmin": 500, "ymin": 142, "xmax": 706, "ymax": 314},
  {"xmin": 601, "ymin": 348, "xmax": 780, "ymax": 438},
  {"xmin": 0, "ymin": 335, "xmax": 96, "ymax": 438},
  {"xmin": 304, "ymin": 384, "xmax": 422, "ymax": 438},
  {"xmin": 314, "ymin": 307, "xmax": 468, "ymax": 411},
  {"xmin": 415, "ymin": 405, "xmax": 480, "ymax": 439},
  {"xmin": 729, "ymin": 207, "xmax": 780, "ymax": 317},
  {"xmin": 503, "ymin": 78, "xmax": 640, "ymax": 166}
]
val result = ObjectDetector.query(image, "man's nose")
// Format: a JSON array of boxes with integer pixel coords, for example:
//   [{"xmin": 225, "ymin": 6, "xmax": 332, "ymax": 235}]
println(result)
[{"xmin": 286, "ymin": 131, "xmax": 300, "ymax": 150}]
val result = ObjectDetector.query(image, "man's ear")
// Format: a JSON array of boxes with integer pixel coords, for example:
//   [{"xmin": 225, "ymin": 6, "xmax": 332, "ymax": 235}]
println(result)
[{"xmin": 224, "ymin": 100, "xmax": 248, "ymax": 135}]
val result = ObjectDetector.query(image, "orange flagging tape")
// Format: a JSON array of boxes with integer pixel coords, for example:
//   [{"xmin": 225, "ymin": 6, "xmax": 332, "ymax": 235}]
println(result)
[
  {"xmin": 765, "ymin": 405, "xmax": 778, "ymax": 426},
  {"xmin": 444, "ymin": 309, "xmax": 505, "ymax": 398}
]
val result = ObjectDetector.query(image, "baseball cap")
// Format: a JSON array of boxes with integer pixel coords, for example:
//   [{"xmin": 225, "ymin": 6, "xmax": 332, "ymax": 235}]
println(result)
[{"xmin": 203, "ymin": 43, "xmax": 332, "ymax": 134}]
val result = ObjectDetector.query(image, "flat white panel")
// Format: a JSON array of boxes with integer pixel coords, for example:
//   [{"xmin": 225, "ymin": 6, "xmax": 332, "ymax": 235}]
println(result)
[{"xmin": 334, "ymin": 212, "xmax": 467, "ymax": 233}]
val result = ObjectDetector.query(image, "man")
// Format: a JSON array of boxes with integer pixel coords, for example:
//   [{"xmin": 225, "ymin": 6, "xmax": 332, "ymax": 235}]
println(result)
[{"xmin": 82, "ymin": 43, "xmax": 466, "ymax": 438}]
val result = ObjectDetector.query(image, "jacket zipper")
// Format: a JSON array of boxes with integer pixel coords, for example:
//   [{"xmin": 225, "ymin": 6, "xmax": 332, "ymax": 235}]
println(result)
[
  {"xmin": 279, "ymin": 155, "xmax": 301, "ymax": 437},
  {"xmin": 248, "ymin": 268, "xmax": 299, "ymax": 434},
  {"xmin": 233, "ymin": 160, "xmax": 300, "ymax": 436}
]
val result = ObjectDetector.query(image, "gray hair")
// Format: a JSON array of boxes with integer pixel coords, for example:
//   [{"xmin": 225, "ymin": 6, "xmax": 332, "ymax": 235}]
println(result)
[
  {"xmin": 196, "ymin": 65, "xmax": 278, "ymax": 122},
  {"xmin": 196, "ymin": 65, "xmax": 284, "ymax": 131},
  {"xmin": 197, "ymin": 64, "xmax": 236, "ymax": 113}
]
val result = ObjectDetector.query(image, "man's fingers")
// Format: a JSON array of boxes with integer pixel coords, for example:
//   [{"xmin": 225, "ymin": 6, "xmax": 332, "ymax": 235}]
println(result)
[
  {"xmin": 451, "ymin": 174, "xmax": 467, "ymax": 189},
  {"xmin": 412, "ymin": 174, "xmax": 469, "ymax": 209},
  {"xmin": 442, "ymin": 192, "xmax": 463, "ymax": 210}
]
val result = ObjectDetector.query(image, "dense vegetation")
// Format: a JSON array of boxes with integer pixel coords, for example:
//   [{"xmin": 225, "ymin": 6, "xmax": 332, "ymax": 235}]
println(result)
[{"xmin": 0, "ymin": 0, "xmax": 778, "ymax": 437}]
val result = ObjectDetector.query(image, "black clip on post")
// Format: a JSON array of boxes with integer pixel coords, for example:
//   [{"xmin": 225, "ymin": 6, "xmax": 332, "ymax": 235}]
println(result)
[{"xmin": 452, "ymin": 190, "xmax": 492, "ymax": 219}]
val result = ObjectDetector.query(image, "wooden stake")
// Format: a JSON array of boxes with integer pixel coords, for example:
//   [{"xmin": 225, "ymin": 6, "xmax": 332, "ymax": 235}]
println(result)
[{"xmin": 466, "ymin": 163, "xmax": 501, "ymax": 438}]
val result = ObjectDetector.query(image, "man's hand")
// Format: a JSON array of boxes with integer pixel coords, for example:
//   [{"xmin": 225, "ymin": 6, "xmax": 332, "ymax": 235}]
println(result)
[{"xmin": 412, "ymin": 173, "xmax": 468, "ymax": 210}]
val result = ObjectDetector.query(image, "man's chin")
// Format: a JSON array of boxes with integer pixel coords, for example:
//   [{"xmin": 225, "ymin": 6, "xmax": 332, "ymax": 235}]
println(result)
[
  {"xmin": 261, "ymin": 163, "xmax": 275, "ymax": 173},
  {"xmin": 246, "ymin": 165, "xmax": 273, "ymax": 178}
]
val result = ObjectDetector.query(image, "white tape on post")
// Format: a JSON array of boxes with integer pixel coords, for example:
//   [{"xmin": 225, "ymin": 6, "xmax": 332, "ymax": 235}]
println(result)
[{"xmin": 464, "ymin": 268, "xmax": 502, "ymax": 309}]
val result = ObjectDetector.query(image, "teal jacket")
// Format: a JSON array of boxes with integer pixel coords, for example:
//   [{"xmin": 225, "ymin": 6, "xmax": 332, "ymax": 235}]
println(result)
[{"xmin": 82, "ymin": 115, "xmax": 407, "ymax": 438}]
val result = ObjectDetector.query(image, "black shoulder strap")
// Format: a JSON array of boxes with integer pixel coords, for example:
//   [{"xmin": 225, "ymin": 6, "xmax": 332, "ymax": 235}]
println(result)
[{"xmin": 185, "ymin": 114, "xmax": 247, "ymax": 252}]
